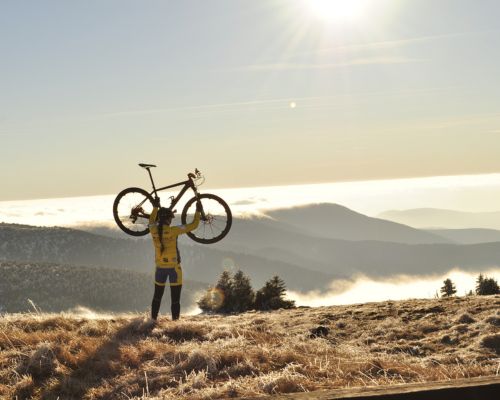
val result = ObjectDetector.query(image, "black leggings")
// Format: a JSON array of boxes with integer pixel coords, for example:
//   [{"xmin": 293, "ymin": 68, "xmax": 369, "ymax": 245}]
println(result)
[{"xmin": 151, "ymin": 284, "xmax": 182, "ymax": 320}]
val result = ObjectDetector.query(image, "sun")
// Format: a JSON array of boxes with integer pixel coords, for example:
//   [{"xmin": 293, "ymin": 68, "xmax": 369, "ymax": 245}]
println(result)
[{"xmin": 306, "ymin": 0, "xmax": 369, "ymax": 23}]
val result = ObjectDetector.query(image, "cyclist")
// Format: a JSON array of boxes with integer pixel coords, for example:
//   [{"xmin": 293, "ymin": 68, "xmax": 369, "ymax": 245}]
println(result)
[{"xmin": 149, "ymin": 199, "xmax": 201, "ymax": 321}]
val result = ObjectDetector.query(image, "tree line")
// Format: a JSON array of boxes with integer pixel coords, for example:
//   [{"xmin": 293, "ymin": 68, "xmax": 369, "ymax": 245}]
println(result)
[
  {"xmin": 440, "ymin": 273, "xmax": 500, "ymax": 297},
  {"xmin": 197, "ymin": 270, "xmax": 295, "ymax": 313}
]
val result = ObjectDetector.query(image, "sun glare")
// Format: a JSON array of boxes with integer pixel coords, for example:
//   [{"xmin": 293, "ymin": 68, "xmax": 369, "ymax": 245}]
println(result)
[{"xmin": 306, "ymin": 0, "xmax": 368, "ymax": 23}]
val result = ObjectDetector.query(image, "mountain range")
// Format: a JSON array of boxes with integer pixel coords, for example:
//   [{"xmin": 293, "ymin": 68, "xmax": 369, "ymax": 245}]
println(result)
[
  {"xmin": 379, "ymin": 208, "xmax": 500, "ymax": 230},
  {"xmin": 2, "ymin": 203, "xmax": 500, "ymax": 312},
  {"xmin": 265, "ymin": 204, "xmax": 451, "ymax": 243}
]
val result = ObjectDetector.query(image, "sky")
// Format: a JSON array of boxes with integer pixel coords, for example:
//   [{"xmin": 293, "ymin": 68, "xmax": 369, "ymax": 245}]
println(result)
[{"xmin": 2, "ymin": 0, "xmax": 500, "ymax": 201}]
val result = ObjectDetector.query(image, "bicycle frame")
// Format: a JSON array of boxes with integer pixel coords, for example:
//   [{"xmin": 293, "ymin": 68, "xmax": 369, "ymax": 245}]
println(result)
[{"xmin": 143, "ymin": 168, "xmax": 201, "ymax": 215}]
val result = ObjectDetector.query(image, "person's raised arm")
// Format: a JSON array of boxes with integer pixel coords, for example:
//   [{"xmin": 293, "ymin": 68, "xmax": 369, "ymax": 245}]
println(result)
[
  {"xmin": 175, "ymin": 203, "xmax": 202, "ymax": 234},
  {"xmin": 149, "ymin": 197, "xmax": 160, "ymax": 225}
]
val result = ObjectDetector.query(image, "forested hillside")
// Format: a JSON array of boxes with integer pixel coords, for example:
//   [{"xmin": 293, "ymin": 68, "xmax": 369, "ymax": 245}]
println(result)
[{"xmin": 0, "ymin": 261, "xmax": 205, "ymax": 313}]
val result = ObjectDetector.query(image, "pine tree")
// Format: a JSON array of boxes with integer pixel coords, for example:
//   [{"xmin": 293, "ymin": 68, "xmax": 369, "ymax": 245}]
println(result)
[
  {"xmin": 440, "ymin": 278, "xmax": 456, "ymax": 297},
  {"xmin": 255, "ymin": 275, "xmax": 295, "ymax": 311},
  {"xmin": 216, "ymin": 270, "xmax": 234, "ymax": 313},
  {"xmin": 230, "ymin": 270, "xmax": 255, "ymax": 313},
  {"xmin": 197, "ymin": 270, "xmax": 234, "ymax": 313},
  {"xmin": 475, "ymin": 274, "xmax": 484, "ymax": 295},
  {"xmin": 476, "ymin": 275, "xmax": 500, "ymax": 295}
]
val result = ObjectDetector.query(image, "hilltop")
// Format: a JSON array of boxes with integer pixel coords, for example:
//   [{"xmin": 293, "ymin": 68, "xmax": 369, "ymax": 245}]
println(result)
[
  {"xmin": 265, "ymin": 204, "xmax": 451, "ymax": 243},
  {"xmin": 1, "ymin": 295, "xmax": 499, "ymax": 399}
]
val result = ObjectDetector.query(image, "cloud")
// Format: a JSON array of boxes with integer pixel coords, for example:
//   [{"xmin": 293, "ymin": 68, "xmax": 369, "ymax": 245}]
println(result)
[
  {"xmin": 287, "ymin": 268, "xmax": 500, "ymax": 307},
  {"xmin": 232, "ymin": 199, "xmax": 258, "ymax": 206},
  {"xmin": 293, "ymin": 31, "xmax": 489, "ymax": 57},
  {"xmin": 35, "ymin": 211, "xmax": 55, "ymax": 216},
  {"xmin": 406, "ymin": 112, "xmax": 500, "ymax": 131},
  {"xmin": 237, "ymin": 31, "xmax": 488, "ymax": 73},
  {"xmin": 239, "ymin": 57, "xmax": 422, "ymax": 72},
  {"xmin": 101, "ymin": 95, "xmax": 342, "ymax": 118},
  {"xmin": 232, "ymin": 198, "xmax": 267, "ymax": 206}
]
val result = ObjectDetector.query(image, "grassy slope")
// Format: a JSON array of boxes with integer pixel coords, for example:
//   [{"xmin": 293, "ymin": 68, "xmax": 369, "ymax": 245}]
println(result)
[{"xmin": 1, "ymin": 296, "xmax": 499, "ymax": 400}]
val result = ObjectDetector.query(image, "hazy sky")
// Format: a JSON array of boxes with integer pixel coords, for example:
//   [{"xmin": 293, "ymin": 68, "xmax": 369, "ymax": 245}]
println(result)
[{"xmin": 2, "ymin": 0, "xmax": 500, "ymax": 200}]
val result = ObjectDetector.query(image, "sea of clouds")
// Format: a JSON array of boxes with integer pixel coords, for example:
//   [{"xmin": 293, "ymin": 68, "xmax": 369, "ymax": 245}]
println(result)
[
  {"xmin": 2, "ymin": 172, "xmax": 500, "ymax": 227},
  {"xmin": 287, "ymin": 268, "xmax": 500, "ymax": 307}
]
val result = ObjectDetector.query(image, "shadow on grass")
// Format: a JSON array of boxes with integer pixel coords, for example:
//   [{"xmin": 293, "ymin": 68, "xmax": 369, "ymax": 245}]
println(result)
[{"xmin": 37, "ymin": 317, "xmax": 155, "ymax": 400}]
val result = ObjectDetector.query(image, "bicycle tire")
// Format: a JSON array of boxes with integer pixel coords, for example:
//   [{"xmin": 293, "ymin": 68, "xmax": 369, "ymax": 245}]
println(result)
[
  {"xmin": 181, "ymin": 193, "xmax": 232, "ymax": 244},
  {"xmin": 113, "ymin": 187, "xmax": 155, "ymax": 236}
]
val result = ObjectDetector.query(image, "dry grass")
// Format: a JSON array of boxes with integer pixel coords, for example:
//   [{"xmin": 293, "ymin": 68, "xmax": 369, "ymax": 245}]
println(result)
[{"xmin": 1, "ymin": 295, "xmax": 499, "ymax": 399}]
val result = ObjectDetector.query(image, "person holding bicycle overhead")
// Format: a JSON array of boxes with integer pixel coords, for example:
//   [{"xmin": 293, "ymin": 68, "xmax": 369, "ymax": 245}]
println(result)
[{"xmin": 149, "ymin": 198, "xmax": 201, "ymax": 321}]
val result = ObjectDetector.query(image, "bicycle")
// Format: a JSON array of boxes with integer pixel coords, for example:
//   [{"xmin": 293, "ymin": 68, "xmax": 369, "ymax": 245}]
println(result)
[{"xmin": 112, "ymin": 164, "xmax": 232, "ymax": 244}]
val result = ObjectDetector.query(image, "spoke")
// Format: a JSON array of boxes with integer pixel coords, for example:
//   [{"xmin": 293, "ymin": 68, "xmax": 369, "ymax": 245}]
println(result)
[{"xmin": 210, "ymin": 221, "xmax": 223, "ymax": 232}]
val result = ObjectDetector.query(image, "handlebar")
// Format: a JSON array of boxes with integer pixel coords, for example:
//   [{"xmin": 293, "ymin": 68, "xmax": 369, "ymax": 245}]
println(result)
[{"xmin": 188, "ymin": 168, "xmax": 202, "ymax": 180}]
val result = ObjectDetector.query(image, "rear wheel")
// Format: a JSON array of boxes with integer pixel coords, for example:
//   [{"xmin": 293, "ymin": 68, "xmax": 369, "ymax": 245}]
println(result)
[
  {"xmin": 113, "ymin": 187, "xmax": 155, "ymax": 236},
  {"xmin": 181, "ymin": 193, "xmax": 232, "ymax": 244}
]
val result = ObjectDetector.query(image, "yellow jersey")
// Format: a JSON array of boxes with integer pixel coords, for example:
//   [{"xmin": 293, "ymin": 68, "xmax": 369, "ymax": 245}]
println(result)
[{"xmin": 149, "ymin": 208, "xmax": 200, "ymax": 267}]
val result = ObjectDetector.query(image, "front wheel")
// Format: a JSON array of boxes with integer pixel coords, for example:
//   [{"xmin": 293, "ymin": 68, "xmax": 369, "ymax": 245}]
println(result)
[
  {"xmin": 181, "ymin": 193, "xmax": 232, "ymax": 244},
  {"xmin": 113, "ymin": 187, "xmax": 155, "ymax": 236}
]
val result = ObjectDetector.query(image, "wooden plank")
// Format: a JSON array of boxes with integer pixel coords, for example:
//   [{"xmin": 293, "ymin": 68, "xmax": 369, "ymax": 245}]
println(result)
[{"xmin": 238, "ymin": 376, "xmax": 500, "ymax": 400}]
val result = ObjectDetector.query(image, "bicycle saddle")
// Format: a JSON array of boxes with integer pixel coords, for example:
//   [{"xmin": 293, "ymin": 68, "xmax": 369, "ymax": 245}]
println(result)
[{"xmin": 138, "ymin": 163, "xmax": 157, "ymax": 169}]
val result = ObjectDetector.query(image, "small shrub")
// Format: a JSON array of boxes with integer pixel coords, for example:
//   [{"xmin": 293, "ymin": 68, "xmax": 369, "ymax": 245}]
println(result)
[
  {"xmin": 180, "ymin": 350, "xmax": 218, "ymax": 375},
  {"xmin": 261, "ymin": 369, "xmax": 308, "ymax": 395},
  {"xmin": 78, "ymin": 320, "xmax": 108, "ymax": 337},
  {"xmin": 13, "ymin": 375, "xmax": 34, "ymax": 399},
  {"xmin": 310, "ymin": 326, "xmax": 329, "ymax": 338},
  {"xmin": 481, "ymin": 334, "xmax": 500, "ymax": 354},
  {"xmin": 457, "ymin": 313, "xmax": 475, "ymax": 324},
  {"xmin": 224, "ymin": 360, "xmax": 257, "ymax": 378},
  {"xmin": 22, "ymin": 342, "xmax": 57, "ymax": 380},
  {"xmin": 419, "ymin": 323, "xmax": 441, "ymax": 334},
  {"xmin": 485, "ymin": 316, "xmax": 500, "ymax": 327},
  {"xmin": 162, "ymin": 323, "xmax": 207, "ymax": 342},
  {"xmin": 440, "ymin": 335, "xmax": 458, "ymax": 345}
]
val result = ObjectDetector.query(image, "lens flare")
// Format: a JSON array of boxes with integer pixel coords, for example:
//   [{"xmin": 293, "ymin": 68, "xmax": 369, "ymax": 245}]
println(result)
[{"xmin": 205, "ymin": 288, "xmax": 225, "ymax": 309}]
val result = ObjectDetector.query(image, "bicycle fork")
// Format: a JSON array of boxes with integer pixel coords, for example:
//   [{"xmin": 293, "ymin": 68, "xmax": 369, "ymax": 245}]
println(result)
[{"xmin": 192, "ymin": 189, "xmax": 207, "ymax": 221}]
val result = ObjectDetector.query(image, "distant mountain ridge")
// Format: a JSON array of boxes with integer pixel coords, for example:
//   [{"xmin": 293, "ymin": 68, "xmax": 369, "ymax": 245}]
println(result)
[
  {"xmin": 379, "ymin": 208, "xmax": 500, "ymax": 230},
  {"xmin": 425, "ymin": 228, "xmax": 500, "ymax": 244},
  {"xmin": 265, "ymin": 204, "xmax": 451, "ymax": 244}
]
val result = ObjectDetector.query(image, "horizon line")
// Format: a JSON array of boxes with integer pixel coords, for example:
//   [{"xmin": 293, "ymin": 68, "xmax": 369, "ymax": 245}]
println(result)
[{"xmin": 2, "ymin": 171, "xmax": 500, "ymax": 204}]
